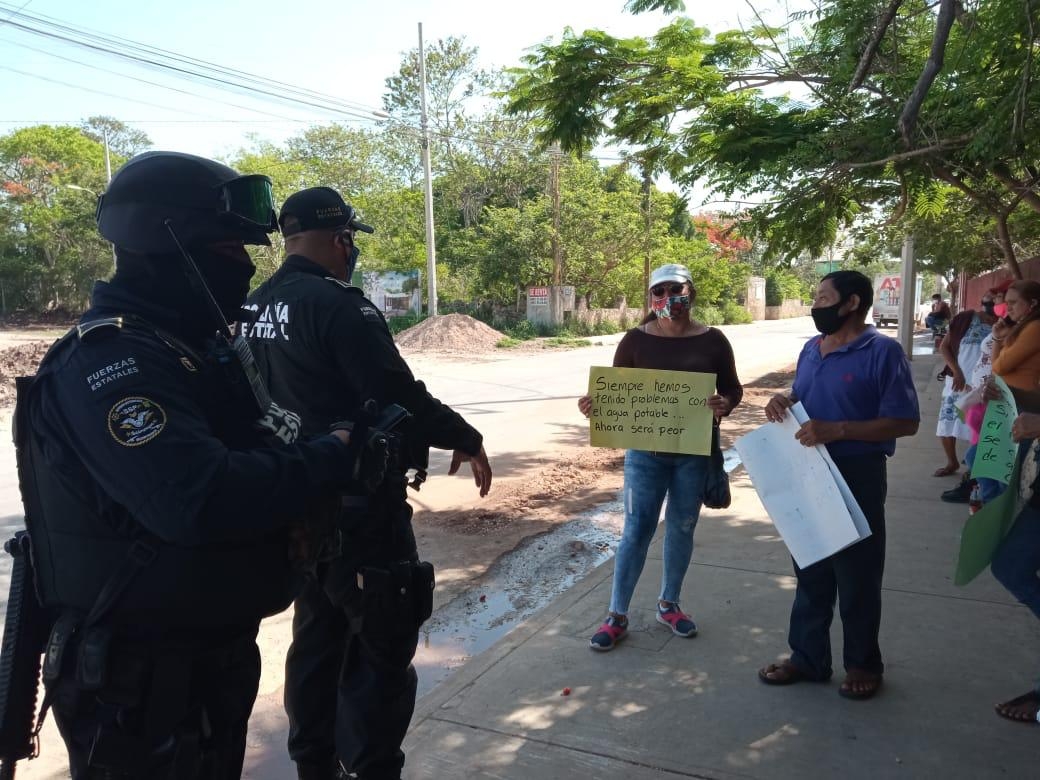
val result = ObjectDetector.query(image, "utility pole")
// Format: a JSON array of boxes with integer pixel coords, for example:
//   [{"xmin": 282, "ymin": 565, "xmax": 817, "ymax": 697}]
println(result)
[
  {"xmin": 99, "ymin": 125, "xmax": 115, "ymax": 272},
  {"xmin": 641, "ymin": 163, "xmax": 652, "ymax": 316},
  {"xmin": 102, "ymin": 126, "xmax": 112, "ymax": 184},
  {"xmin": 898, "ymin": 234, "xmax": 916, "ymax": 359},
  {"xmin": 418, "ymin": 23, "xmax": 437, "ymax": 317},
  {"xmin": 549, "ymin": 143, "xmax": 563, "ymax": 325}
]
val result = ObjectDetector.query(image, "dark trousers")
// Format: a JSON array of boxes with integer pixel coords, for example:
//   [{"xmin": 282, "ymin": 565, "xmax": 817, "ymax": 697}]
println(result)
[
  {"xmin": 788, "ymin": 452, "xmax": 887, "ymax": 680},
  {"xmin": 50, "ymin": 630, "xmax": 261, "ymax": 779},
  {"xmin": 991, "ymin": 504, "xmax": 1040, "ymax": 620},
  {"xmin": 286, "ymin": 502, "xmax": 420, "ymax": 780}
]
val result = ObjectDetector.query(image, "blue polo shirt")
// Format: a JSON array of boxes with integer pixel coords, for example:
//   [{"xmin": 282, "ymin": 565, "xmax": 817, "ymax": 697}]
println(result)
[{"xmin": 792, "ymin": 326, "xmax": 920, "ymax": 458}]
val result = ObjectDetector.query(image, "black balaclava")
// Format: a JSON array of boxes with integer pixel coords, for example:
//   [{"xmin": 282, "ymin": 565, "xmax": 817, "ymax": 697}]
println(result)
[
  {"xmin": 111, "ymin": 247, "xmax": 255, "ymax": 339},
  {"xmin": 191, "ymin": 248, "xmax": 257, "ymax": 320}
]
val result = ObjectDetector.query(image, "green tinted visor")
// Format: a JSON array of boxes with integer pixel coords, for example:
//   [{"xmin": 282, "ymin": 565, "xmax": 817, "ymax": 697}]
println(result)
[{"xmin": 219, "ymin": 174, "xmax": 277, "ymax": 231}]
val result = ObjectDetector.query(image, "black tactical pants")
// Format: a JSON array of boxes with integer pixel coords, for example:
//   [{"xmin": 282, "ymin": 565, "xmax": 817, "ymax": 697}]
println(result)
[
  {"xmin": 49, "ymin": 628, "xmax": 262, "ymax": 779},
  {"xmin": 285, "ymin": 501, "xmax": 421, "ymax": 780}
]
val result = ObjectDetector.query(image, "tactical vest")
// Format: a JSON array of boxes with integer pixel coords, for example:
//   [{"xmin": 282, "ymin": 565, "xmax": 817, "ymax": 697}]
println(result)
[{"xmin": 13, "ymin": 318, "xmax": 299, "ymax": 632}]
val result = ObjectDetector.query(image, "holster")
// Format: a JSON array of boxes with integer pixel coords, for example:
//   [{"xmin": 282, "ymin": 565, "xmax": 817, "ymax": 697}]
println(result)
[{"xmin": 359, "ymin": 560, "xmax": 436, "ymax": 635}]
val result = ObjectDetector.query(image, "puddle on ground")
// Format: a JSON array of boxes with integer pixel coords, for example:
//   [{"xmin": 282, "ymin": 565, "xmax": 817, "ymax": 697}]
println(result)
[
  {"xmin": 413, "ymin": 497, "xmax": 624, "ymax": 697},
  {"xmin": 413, "ymin": 451, "xmax": 743, "ymax": 698}
]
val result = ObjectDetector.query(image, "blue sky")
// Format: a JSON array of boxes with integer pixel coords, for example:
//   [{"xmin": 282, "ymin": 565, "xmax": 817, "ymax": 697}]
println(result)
[{"xmin": 0, "ymin": 0, "xmax": 795, "ymax": 201}]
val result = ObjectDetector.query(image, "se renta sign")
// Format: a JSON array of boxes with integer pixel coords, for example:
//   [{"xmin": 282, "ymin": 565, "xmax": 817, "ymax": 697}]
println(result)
[
  {"xmin": 528, "ymin": 286, "xmax": 549, "ymax": 305},
  {"xmin": 587, "ymin": 366, "xmax": 716, "ymax": 455}
]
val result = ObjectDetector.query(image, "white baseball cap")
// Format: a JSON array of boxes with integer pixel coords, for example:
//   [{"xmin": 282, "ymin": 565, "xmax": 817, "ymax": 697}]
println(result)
[{"xmin": 649, "ymin": 263, "xmax": 692, "ymax": 289}]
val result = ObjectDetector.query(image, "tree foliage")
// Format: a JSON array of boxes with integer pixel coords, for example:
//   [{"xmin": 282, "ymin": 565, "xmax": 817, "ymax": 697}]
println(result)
[
  {"xmin": 0, "ymin": 125, "xmax": 112, "ymax": 312},
  {"xmin": 506, "ymin": 0, "xmax": 1040, "ymax": 278},
  {"xmin": 1, "ymin": 38, "xmax": 758, "ymax": 318}
]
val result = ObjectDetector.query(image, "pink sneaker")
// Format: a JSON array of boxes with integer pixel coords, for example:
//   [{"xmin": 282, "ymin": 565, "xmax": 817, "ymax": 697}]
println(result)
[
  {"xmin": 656, "ymin": 603, "xmax": 698, "ymax": 637},
  {"xmin": 589, "ymin": 615, "xmax": 628, "ymax": 651}
]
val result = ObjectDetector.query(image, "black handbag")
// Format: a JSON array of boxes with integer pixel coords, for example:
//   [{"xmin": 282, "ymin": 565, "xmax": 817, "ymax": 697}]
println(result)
[{"xmin": 702, "ymin": 423, "xmax": 731, "ymax": 509}]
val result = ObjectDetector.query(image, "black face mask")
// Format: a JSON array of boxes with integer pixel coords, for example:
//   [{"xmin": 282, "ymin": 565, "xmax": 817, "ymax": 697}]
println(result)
[
  {"xmin": 811, "ymin": 300, "xmax": 851, "ymax": 335},
  {"xmin": 192, "ymin": 249, "xmax": 257, "ymax": 322},
  {"xmin": 345, "ymin": 245, "xmax": 360, "ymax": 283},
  {"xmin": 982, "ymin": 301, "xmax": 996, "ymax": 315},
  {"xmin": 337, "ymin": 231, "xmax": 361, "ymax": 282}
]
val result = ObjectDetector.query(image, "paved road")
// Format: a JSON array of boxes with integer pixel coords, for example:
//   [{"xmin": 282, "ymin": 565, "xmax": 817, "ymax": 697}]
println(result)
[
  {"xmin": 404, "ymin": 317, "xmax": 818, "ymax": 503},
  {"xmin": 0, "ymin": 316, "xmax": 822, "ymax": 779}
]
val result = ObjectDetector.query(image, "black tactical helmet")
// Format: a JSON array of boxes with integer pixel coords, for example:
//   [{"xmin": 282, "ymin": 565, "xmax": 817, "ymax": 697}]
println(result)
[{"xmin": 97, "ymin": 151, "xmax": 278, "ymax": 254}]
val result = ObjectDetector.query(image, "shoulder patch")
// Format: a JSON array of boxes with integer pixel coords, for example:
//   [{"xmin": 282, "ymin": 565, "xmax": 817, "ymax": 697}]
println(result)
[
  {"xmin": 107, "ymin": 396, "xmax": 166, "ymax": 447},
  {"xmin": 77, "ymin": 316, "xmax": 124, "ymax": 342},
  {"xmin": 359, "ymin": 305, "xmax": 383, "ymax": 322}
]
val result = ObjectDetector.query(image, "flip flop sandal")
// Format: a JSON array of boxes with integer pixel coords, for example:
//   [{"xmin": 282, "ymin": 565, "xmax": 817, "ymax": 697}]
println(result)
[
  {"xmin": 758, "ymin": 661, "xmax": 809, "ymax": 686},
  {"xmin": 839, "ymin": 671, "xmax": 883, "ymax": 700},
  {"xmin": 995, "ymin": 690, "xmax": 1040, "ymax": 724}
]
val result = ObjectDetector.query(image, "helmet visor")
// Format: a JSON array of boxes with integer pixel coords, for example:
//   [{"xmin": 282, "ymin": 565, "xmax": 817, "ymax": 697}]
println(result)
[{"xmin": 219, "ymin": 175, "xmax": 277, "ymax": 231}]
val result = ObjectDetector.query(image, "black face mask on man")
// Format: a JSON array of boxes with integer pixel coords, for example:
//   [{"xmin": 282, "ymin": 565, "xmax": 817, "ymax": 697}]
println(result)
[
  {"xmin": 982, "ymin": 300, "xmax": 996, "ymax": 315},
  {"xmin": 336, "ymin": 230, "xmax": 361, "ymax": 282},
  {"xmin": 192, "ymin": 248, "xmax": 257, "ymax": 322},
  {"xmin": 811, "ymin": 299, "xmax": 852, "ymax": 335}
]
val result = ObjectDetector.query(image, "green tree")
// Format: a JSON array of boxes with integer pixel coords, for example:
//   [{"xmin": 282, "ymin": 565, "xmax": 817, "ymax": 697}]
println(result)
[
  {"xmin": 506, "ymin": 0, "xmax": 1040, "ymax": 278},
  {"xmin": 0, "ymin": 125, "xmax": 111, "ymax": 312},
  {"xmin": 81, "ymin": 116, "xmax": 152, "ymax": 159}
]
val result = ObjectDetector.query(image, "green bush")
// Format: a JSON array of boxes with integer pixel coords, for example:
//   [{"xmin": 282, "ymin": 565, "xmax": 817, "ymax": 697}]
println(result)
[
  {"xmin": 387, "ymin": 313, "xmax": 426, "ymax": 335},
  {"xmin": 697, "ymin": 305, "xmax": 724, "ymax": 326},
  {"xmin": 503, "ymin": 319, "xmax": 537, "ymax": 340},
  {"xmin": 495, "ymin": 336, "xmax": 521, "ymax": 348},
  {"xmin": 722, "ymin": 300, "xmax": 753, "ymax": 324}
]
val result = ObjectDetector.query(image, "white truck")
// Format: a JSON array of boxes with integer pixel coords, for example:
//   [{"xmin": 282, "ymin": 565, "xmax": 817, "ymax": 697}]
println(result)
[{"xmin": 872, "ymin": 273, "xmax": 923, "ymax": 328}]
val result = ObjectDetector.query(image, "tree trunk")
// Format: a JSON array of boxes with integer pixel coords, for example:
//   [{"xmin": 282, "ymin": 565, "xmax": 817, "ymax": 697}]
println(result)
[{"xmin": 995, "ymin": 212, "xmax": 1024, "ymax": 279}]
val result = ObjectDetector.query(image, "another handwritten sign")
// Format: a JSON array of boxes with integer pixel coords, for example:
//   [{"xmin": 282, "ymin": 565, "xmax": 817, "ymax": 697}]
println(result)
[
  {"xmin": 971, "ymin": 376, "xmax": 1019, "ymax": 484},
  {"xmin": 587, "ymin": 367, "xmax": 715, "ymax": 455}
]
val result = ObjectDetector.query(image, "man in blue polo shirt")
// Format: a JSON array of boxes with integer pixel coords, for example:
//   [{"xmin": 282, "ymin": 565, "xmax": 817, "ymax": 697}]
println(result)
[{"xmin": 757, "ymin": 270, "xmax": 920, "ymax": 700}]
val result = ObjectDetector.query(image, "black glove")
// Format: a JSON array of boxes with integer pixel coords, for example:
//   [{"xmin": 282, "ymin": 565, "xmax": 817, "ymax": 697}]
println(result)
[
  {"xmin": 331, "ymin": 418, "xmax": 390, "ymax": 493},
  {"xmin": 332, "ymin": 402, "xmax": 413, "ymax": 493}
]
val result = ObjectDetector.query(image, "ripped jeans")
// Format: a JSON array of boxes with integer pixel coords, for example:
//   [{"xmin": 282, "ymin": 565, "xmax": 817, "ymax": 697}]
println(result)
[{"xmin": 608, "ymin": 450, "xmax": 709, "ymax": 615}]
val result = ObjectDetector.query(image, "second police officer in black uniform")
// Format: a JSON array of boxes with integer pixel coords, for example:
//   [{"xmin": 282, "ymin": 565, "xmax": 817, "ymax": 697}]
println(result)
[
  {"xmin": 243, "ymin": 187, "xmax": 493, "ymax": 780},
  {"xmin": 15, "ymin": 153, "xmax": 392, "ymax": 779}
]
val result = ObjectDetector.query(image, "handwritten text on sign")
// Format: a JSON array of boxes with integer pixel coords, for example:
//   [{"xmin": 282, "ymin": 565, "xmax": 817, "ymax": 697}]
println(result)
[
  {"xmin": 971, "ymin": 376, "xmax": 1019, "ymax": 485},
  {"xmin": 587, "ymin": 366, "xmax": 716, "ymax": 455}
]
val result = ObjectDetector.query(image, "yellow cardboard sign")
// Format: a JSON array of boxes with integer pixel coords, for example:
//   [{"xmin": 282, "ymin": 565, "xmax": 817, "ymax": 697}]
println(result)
[{"xmin": 587, "ymin": 366, "xmax": 716, "ymax": 455}]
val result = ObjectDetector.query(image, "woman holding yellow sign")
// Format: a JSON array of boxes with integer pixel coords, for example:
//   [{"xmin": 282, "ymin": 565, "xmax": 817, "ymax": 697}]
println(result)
[{"xmin": 578, "ymin": 263, "xmax": 743, "ymax": 651}]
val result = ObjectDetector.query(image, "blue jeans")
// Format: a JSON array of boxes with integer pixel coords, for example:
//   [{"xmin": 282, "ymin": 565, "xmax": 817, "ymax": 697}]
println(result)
[
  {"xmin": 608, "ymin": 450, "xmax": 709, "ymax": 615},
  {"xmin": 964, "ymin": 444, "xmax": 1006, "ymax": 503},
  {"xmin": 991, "ymin": 504, "xmax": 1040, "ymax": 620}
]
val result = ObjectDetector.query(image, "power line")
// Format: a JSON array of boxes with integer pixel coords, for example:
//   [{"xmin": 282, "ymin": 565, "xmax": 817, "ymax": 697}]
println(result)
[
  {"xmin": 0, "ymin": 3, "xmax": 636, "ymax": 165},
  {"xmin": 0, "ymin": 2, "xmax": 389, "ymax": 123},
  {"xmin": 0, "ymin": 65, "xmax": 226, "ymax": 118},
  {"xmin": 0, "ymin": 35, "xmax": 309, "ymax": 122}
]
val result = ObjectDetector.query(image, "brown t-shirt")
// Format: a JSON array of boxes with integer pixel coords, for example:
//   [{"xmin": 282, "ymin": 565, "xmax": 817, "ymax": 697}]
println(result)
[{"xmin": 612, "ymin": 326, "xmax": 743, "ymax": 412}]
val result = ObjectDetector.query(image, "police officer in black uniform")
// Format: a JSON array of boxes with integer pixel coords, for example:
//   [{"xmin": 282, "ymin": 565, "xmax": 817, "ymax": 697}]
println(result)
[
  {"xmin": 15, "ymin": 153, "xmax": 389, "ymax": 779},
  {"xmin": 243, "ymin": 187, "xmax": 493, "ymax": 780}
]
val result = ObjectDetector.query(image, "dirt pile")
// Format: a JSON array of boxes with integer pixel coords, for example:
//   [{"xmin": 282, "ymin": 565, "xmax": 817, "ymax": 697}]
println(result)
[
  {"xmin": 0, "ymin": 342, "xmax": 53, "ymax": 406},
  {"xmin": 395, "ymin": 313, "xmax": 507, "ymax": 354}
]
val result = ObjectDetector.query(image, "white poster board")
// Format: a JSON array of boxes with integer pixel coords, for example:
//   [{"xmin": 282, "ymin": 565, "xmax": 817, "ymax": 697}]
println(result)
[{"xmin": 735, "ymin": 403, "xmax": 871, "ymax": 567}]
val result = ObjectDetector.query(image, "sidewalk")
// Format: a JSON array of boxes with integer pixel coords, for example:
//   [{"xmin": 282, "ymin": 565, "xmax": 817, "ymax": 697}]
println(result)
[{"xmin": 402, "ymin": 352, "xmax": 1040, "ymax": 779}]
